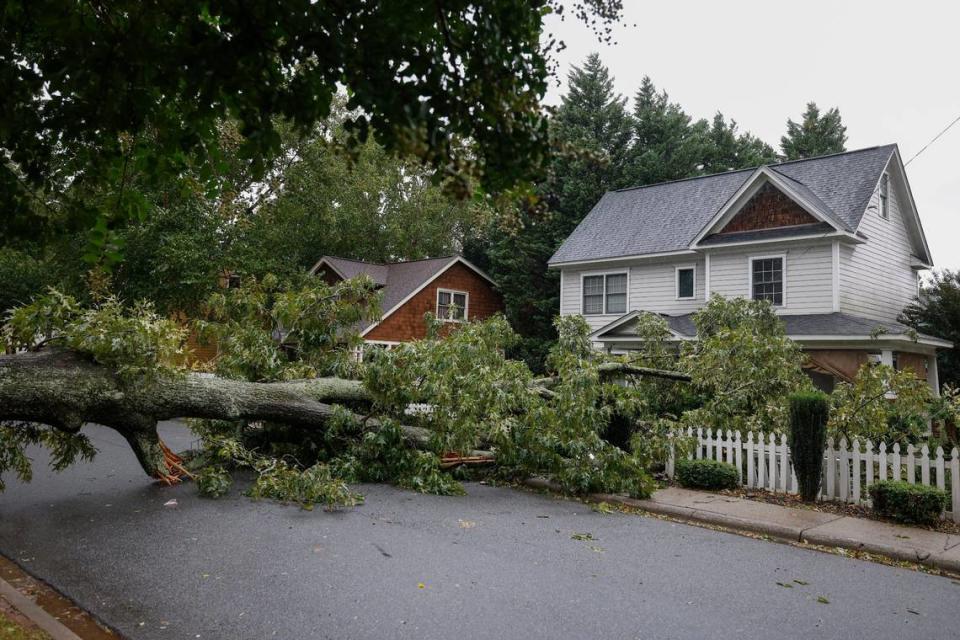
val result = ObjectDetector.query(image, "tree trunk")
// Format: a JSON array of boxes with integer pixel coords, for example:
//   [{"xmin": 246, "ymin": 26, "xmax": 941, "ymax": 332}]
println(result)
[{"xmin": 0, "ymin": 348, "xmax": 427, "ymax": 481}]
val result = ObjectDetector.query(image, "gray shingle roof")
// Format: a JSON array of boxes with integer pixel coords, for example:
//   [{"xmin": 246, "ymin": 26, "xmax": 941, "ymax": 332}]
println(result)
[
  {"xmin": 549, "ymin": 145, "xmax": 896, "ymax": 265},
  {"xmin": 314, "ymin": 255, "xmax": 458, "ymax": 331},
  {"xmin": 595, "ymin": 310, "xmax": 948, "ymax": 345}
]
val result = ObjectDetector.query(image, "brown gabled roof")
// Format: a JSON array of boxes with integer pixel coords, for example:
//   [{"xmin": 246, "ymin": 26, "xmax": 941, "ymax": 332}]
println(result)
[{"xmin": 309, "ymin": 255, "xmax": 495, "ymax": 334}]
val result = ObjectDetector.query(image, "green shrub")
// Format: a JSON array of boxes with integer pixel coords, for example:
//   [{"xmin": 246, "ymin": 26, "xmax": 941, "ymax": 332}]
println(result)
[
  {"xmin": 869, "ymin": 480, "xmax": 948, "ymax": 525},
  {"xmin": 675, "ymin": 458, "xmax": 739, "ymax": 490},
  {"xmin": 788, "ymin": 391, "xmax": 830, "ymax": 502}
]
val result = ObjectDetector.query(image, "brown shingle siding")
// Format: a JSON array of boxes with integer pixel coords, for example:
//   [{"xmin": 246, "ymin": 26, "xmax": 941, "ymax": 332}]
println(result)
[
  {"xmin": 719, "ymin": 182, "xmax": 818, "ymax": 234},
  {"xmin": 364, "ymin": 262, "xmax": 503, "ymax": 342}
]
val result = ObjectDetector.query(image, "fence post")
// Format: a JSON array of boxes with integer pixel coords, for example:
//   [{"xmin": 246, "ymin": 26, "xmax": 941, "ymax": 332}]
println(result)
[
  {"xmin": 851, "ymin": 438, "xmax": 862, "ymax": 503},
  {"xmin": 825, "ymin": 436, "xmax": 836, "ymax": 499},
  {"xmin": 667, "ymin": 433, "xmax": 675, "ymax": 479},
  {"xmin": 696, "ymin": 427, "xmax": 703, "ymax": 459},
  {"xmin": 921, "ymin": 444, "xmax": 931, "ymax": 486},
  {"xmin": 733, "ymin": 430, "xmax": 743, "ymax": 483},
  {"xmin": 767, "ymin": 432, "xmax": 777, "ymax": 492},
  {"xmin": 892, "ymin": 443, "xmax": 902, "ymax": 482},
  {"xmin": 756, "ymin": 431, "xmax": 765, "ymax": 489},
  {"xmin": 951, "ymin": 448, "xmax": 960, "ymax": 523},
  {"xmin": 878, "ymin": 442, "xmax": 887, "ymax": 481},
  {"xmin": 865, "ymin": 440, "xmax": 874, "ymax": 490},
  {"xmin": 935, "ymin": 446, "xmax": 945, "ymax": 492},
  {"xmin": 779, "ymin": 433, "xmax": 789, "ymax": 494},
  {"xmin": 838, "ymin": 437, "xmax": 849, "ymax": 502},
  {"xmin": 906, "ymin": 444, "xmax": 916, "ymax": 484},
  {"xmin": 746, "ymin": 432, "xmax": 755, "ymax": 489}
]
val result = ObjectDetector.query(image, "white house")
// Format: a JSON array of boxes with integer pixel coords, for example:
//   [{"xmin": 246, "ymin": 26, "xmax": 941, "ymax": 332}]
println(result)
[{"xmin": 548, "ymin": 145, "xmax": 951, "ymax": 392}]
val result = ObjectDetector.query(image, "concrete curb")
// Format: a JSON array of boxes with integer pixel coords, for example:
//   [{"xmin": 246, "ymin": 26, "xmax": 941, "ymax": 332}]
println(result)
[
  {"xmin": 524, "ymin": 479, "xmax": 960, "ymax": 574},
  {"xmin": 0, "ymin": 576, "xmax": 83, "ymax": 640}
]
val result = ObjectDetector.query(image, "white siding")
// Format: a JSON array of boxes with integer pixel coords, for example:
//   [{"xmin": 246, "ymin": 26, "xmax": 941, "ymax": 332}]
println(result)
[
  {"xmin": 839, "ymin": 176, "xmax": 919, "ymax": 322},
  {"xmin": 708, "ymin": 243, "xmax": 834, "ymax": 314},
  {"xmin": 629, "ymin": 259, "xmax": 706, "ymax": 314},
  {"xmin": 559, "ymin": 268, "xmax": 628, "ymax": 332}
]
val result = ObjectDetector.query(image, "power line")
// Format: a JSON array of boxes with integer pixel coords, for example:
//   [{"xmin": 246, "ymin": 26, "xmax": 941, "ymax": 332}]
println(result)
[{"xmin": 904, "ymin": 112, "xmax": 960, "ymax": 166}]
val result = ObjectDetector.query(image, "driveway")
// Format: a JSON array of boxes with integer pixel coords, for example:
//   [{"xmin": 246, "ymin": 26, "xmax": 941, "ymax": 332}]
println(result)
[{"xmin": 1, "ymin": 422, "xmax": 958, "ymax": 640}]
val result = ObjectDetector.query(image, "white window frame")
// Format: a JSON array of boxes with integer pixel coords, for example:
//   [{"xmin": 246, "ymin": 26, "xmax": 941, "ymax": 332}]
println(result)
[
  {"xmin": 748, "ymin": 254, "xmax": 787, "ymax": 308},
  {"xmin": 879, "ymin": 173, "xmax": 889, "ymax": 220},
  {"xmin": 436, "ymin": 288, "xmax": 469, "ymax": 322},
  {"xmin": 675, "ymin": 264, "xmax": 697, "ymax": 300},
  {"xmin": 580, "ymin": 271, "xmax": 629, "ymax": 315}
]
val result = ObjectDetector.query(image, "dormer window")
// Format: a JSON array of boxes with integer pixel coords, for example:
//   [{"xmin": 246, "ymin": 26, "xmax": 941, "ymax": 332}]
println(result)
[{"xmin": 879, "ymin": 173, "xmax": 889, "ymax": 219}]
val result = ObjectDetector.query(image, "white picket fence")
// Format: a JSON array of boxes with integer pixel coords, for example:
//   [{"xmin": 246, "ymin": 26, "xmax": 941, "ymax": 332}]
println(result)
[{"xmin": 667, "ymin": 427, "xmax": 960, "ymax": 522}]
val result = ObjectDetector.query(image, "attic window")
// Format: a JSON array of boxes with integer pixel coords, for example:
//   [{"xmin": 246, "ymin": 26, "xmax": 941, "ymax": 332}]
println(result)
[
  {"xmin": 437, "ymin": 289, "xmax": 468, "ymax": 321},
  {"xmin": 879, "ymin": 173, "xmax": 889, "ymax": 219},
  {"xmin": 582, "ymin": 273, "xmax": 627, "ymax": 315}
]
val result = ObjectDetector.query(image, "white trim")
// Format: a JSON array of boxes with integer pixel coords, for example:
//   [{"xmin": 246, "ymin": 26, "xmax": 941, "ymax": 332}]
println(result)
[
  {"xmin": 363, "ymin": 340, "xmax": 402, "ymax": 346},
  {"xmin": 436, "ymin": 288, "xmax": 469, "ymax": 322},
  {"xmin": 704, "ymin": 253, "xmax": 711, "ymax": 298},
  {"xmin": 790, "ymin": 334, "xmax": 952, "ymax": 349},
  {"xmin": 675, "ymin": 264, "xmax": 696, "ymax": 300},
  {"xmin": 308, "ymin": 257, "xmax": 348, "ymax": 279},
  {"xmin": 579, "ymin": 270, "xmax": 630, "ymax": 316},
  {"xmin": 878, "ymin": 172, "xmax": 890, "ymax": 220},
  {"xmin": 690, "ymin": 167, "xmax": 848, "ymax": 247},
  {"xmin": 831, "ymin": 240, "xmax": 840, "ymax": 312},
  {"xmin": 696, "ymin": 229, "xmax": 860, "ymax": 251},
  {"xmin": 360, "ymin": 256, "xmax": 494, "ymax": 337},
  {"xmin": 748, "ymin": 253, "xmax": 787, "ymax": 308},
  {"xmin": 549, "ymin": 249, "xmax": 697, "ymax": 269}
]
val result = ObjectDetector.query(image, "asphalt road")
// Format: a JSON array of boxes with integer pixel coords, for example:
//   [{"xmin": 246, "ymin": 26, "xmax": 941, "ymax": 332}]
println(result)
[{"xmin": 1, "ymin": 422, "xmax": 959, "ymax": 640}]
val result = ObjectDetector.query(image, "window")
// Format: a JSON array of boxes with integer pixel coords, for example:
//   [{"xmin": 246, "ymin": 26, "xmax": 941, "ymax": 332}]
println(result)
[
  {"xmin": 750, "ymin": 256, "xmax": 784, "ymax": 306},
  {"xmin": 227, "ymin": 273, "xmax": 242, "ymax": 289},
  {"xmin": 582, "ymin": 273, "xmax": 627, "ymax": 315},
  {"xmin": 437, "ymin": 289, "xmax": 468, "ymax": 321},
  {"xmin": 879, "ymin": 173, "xmax": 889, "ymax": 219},
  {"xmin": 676, "ymin": 266, "xmax": 695, "ymax": 299}
]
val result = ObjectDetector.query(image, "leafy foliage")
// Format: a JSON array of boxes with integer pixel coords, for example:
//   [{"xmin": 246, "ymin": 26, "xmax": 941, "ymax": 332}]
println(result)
[
  {"xmin": 869, "ymin": 480, "xmax": 947, "ymax": 525},
  {"xmin": 829, "ymin": 364, "xmax": 932, "ymax": 445},
  {"xmin": 780, "ymin": 102, "xmax": 847, "ymax": 160},
  {"xmin": 901, "ymin": 269, "xmax": 960, "ymax": 388},
  {"xmin": 678, "ymin": 296, "xmax": 809, "ymax": 433},
  {"xmin": 0, "ymin": 422, "xmax": 97, "ymax": 492},
  {"xmin": 2, "ymin": 1, "xmax": 628, "ymax": 259},
  {"xmin": 788, "ymin": 391, "xmax": 830, "ymax": 501},
  {"xmin": 3, "ymin": 290, "xmax": 186, "ymax": 382},
  {"xmin": 197, "ymin": 274, "xmax": 380, "ymax": 381},
  {"xmin": 675, "ymin": 458, "xmax": 739, "ymax": 490}
]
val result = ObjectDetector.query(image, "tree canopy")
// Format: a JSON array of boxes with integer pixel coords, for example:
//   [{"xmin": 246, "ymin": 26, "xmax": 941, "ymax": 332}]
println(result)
[
  {"xmin": 780, "ymin": 102, "xmax": 848, "ymax": 160},
  {"xmin": 902, "ymin": 270, "xmax": 960, "ymax": 388}
]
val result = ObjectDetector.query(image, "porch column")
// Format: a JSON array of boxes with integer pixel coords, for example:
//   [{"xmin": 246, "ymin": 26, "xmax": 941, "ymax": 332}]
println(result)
[
  {"xmin": 927, "ymin": 353, "xmax": 940, "ymax": 395},
  {"xmin": 880, "ymin": 350, "xmax": 894, "ymax": 367}
]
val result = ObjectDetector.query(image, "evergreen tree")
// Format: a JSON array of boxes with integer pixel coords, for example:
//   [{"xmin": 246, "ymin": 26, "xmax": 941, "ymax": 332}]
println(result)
[
  {"xmin": 485, "ymin": 53, "xmax": 634, "ymax": 371},
  {"xmin": 901, "ymin": 270, "xmax": 960, "ymax": 388},
  {"xmin": 780, "ymin": 102, "xmax": 848, "ymax": 160},
  {"xmin": 629, "ymin": 77, "xmax": 704, "ymax": 184},
  {"xmin": 698, "ymin": 113, "xmax": 777, "ymax": 175}
]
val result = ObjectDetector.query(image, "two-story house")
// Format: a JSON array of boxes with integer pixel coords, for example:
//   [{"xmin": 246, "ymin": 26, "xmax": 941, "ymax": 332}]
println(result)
[{"xmin": 548, "ymin": 145, "xmax": 951, "ymax": 392}]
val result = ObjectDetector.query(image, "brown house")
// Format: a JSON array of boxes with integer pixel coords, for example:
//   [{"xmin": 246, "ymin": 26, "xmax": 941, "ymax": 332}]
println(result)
[{"xmin": 309, "ymin": 255, "xmax": 503, "ymax": 351}]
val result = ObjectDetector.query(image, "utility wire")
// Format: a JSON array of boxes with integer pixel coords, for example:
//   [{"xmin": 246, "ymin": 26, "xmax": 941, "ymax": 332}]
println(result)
[{"xmin": 904, "ymin": 113, "xmax": 960, "ymax": 166}]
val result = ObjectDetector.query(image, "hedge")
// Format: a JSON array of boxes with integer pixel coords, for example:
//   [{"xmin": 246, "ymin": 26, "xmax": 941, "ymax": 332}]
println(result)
[
  {"xmin": 787, "ymin": 391, "xmax": 830, "ymax": 502},
  {"xmin": 675, "ymin": 458, "xmax": 739, "ymax": 490},
  {"xmin": 869, "ymin": 480, "xmax": 948, "ymax": 525}
]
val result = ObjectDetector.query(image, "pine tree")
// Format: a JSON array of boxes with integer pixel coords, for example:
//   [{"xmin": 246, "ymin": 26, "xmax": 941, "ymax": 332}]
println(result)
[
  {"xmin": 485, "ymin": 53, "xmax": 635, "ymax": 371},
  {"xmin": 629, "ymin": 77, "xmax": 703, "ymax": 184},
  {"xmin": 698, "ymin": 113, "xmax": 777, "ymax": 175},
  {"xmin": 780, "ymin": 102, "xmax": 848, "ymax": 160}
]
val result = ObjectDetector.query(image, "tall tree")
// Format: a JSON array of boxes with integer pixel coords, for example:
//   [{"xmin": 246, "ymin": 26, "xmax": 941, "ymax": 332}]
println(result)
[
  {"xmin": 780, "ymin": 102, "xmax": 848, "ymax": 160},
  {"xmin": 629, "ymin": 76, "xmax": 704, "ymax": 184},
  {"xmin": 901, "ymin": 270, "xmax": 960, "ymax": 388},
  {"xmin": 698, "ymin": 113, "xmax": 777, "ymax": 175},
  {"xmin": 1, "ymin": 1, "xmax": 624, "ymax": 263},
  {"xmin": 484, "ymin": 53, "xmax": 635, "ymax": 371}
]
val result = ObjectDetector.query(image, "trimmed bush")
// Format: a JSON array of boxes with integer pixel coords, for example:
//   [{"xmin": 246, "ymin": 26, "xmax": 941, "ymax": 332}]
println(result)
[
  {"xmin": 675, "ymin": 458, "xmax": 739, "ymax": 490},
  {"xmin": 869, "ymin": 480, "xmax": 948, "ymax": 525},
  {"xmin": 788, "ymin": 391, "xmax": 830, "ymax": 502}
]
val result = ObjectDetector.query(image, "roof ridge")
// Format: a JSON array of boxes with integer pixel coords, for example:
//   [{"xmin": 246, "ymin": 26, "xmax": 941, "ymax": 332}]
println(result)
[
  {"xmin": 324, "ymin": 254, "xmax": 458, "ymax": 267},
  {"xmin": 611, "ymin": 144, "xmax": 897, "ymax": 194}
]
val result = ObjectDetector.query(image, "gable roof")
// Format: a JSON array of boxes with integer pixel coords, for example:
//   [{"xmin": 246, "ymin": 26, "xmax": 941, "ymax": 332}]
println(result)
[
  {"xmin": 549, "ymin": 145, "xmax": 898, "ymax": 266},
  {"xmin": 309, "ymin": 255, "xmax": 496, "ymax": 334}
]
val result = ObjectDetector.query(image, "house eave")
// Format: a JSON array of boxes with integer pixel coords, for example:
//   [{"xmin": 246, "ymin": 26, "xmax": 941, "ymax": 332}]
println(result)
[{"xmin": 548, "ymin": 249, "xmax": 698, "ymax": 269}]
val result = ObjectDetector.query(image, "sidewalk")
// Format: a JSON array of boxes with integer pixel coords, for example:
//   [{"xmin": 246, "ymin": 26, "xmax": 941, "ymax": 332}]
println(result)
[{"xmin": 527, "ymin": 479, "xmax": 960, "ymax": 573}]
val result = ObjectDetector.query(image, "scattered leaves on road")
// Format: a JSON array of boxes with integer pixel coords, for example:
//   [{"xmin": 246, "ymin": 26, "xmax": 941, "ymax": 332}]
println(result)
[
  {"xmin": 458, "ymin": 519, "xmax": 476, "ymax": 529},
  {"xmin": 776, "ymin": 582, "xmax": 793, "ymax": 588},
  {"xmin": 591, "ymin": 502, "xmax": 614, "ymax": 514},
  {"xmin": 817, "ymin": 596, "xmax": 830, "ymax": 604},
  {"xmin": 571, "ymin": 532, "xmax": 594, "ymax": 541},
  {"xmin": 793, "ymin": 579, "xmax": 809, "ymax": 585}
]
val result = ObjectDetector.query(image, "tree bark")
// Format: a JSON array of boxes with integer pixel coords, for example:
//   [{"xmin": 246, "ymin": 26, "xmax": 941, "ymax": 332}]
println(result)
[{"xmin": 0, "ymin": 348, "xmax": 427, "ymax": 481}]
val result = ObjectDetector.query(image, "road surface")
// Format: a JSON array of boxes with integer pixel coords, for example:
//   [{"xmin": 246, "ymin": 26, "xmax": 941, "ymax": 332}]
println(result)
[{"xmin": 1, "ymin": 422, "xmax": 958, "ymax": 639}]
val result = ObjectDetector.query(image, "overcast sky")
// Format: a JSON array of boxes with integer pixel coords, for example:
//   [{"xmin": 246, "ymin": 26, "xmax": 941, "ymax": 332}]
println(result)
[{"xmin": 543, "ymin": 0, "xmax": 959, "ymax": 271}]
